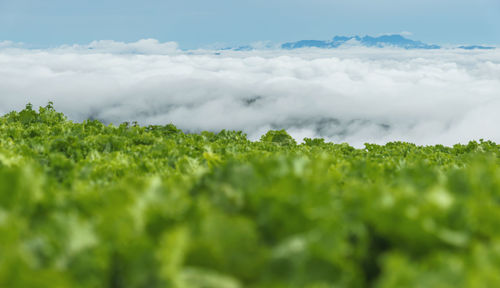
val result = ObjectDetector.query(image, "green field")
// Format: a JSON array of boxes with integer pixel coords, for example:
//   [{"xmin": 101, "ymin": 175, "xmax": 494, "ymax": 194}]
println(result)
[{"xmin": 1, "ymin": 103, "xmax": 500, "ymax": 287}]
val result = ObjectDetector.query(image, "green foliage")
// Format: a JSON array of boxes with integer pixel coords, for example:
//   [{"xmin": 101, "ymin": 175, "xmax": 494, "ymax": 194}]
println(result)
[
  {"xmin": 260, "ymin": 129, "xmax": 297, "ymax": 146},
  {"xmin": 0, "ymin": 104, "xmax": 500, "ymax": 287}
]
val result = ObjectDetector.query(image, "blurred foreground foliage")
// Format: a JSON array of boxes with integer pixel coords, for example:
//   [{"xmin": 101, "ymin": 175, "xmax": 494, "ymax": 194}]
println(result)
[{"xmin": 1, "ymin": 103, "xmax": 500, "ymax": 287}]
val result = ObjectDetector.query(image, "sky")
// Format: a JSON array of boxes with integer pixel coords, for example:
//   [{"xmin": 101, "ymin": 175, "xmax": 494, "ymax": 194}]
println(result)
[{"xmin": 0, "ymin": 0, "xmax": 499, "ymax": 49}]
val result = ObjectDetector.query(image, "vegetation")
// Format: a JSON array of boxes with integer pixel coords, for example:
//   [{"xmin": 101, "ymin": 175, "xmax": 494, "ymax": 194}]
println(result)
[{"xmin": 1, "ymin": 103, "xmax": 500, "ymax": 287}]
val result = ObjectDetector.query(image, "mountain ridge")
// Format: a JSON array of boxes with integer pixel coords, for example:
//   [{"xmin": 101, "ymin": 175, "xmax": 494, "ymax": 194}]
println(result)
[
  {"xmin": 224, "ymin": 34, "xmax": 496, "ymax": 51},
  {"xmin": 282, "ymin": 34, "xmax": 441, "ymax": 49}
]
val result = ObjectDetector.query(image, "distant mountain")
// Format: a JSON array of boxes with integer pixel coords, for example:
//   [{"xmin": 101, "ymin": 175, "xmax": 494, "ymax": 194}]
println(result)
[
  {"xmin": 458, "ymin": 45, "xmax": 495, "ymax": 50},
  {"xmin": 220, "ymin": 45, "xmax": 254, "ymax": 51},
  {"xmin": 217, "ymin": 34, "xmax": 496, "ymax": 52},
  {"xmin": 281, "ymin": 34, "xmax": 441, "ymax": 49}
]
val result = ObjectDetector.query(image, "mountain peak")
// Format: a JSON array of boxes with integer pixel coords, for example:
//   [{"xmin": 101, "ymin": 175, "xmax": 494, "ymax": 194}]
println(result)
[
  {"xmin": 219, "ymin": 34, "xmax": 496, "ymax": 51},
  {"xmin": 282, "ymin": 34, "xmax": 441, "ymax": 50}
]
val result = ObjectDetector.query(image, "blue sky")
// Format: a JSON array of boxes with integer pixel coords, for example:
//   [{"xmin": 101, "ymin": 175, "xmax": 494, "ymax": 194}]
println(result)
[{"xmin": 1, "ymin": 0, "xmax": 499, "ymax": 48}]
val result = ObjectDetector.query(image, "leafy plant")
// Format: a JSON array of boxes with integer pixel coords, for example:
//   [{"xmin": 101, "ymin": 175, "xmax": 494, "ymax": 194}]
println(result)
[{"xmin": 0, "ymin": 103, "xmax": 499, "ymax": 287}]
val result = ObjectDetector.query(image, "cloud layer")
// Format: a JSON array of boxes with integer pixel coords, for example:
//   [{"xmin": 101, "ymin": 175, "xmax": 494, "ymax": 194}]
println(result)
[{"xmin": 1, "ymin": 40, "xmax": 499, "ymax": 146}]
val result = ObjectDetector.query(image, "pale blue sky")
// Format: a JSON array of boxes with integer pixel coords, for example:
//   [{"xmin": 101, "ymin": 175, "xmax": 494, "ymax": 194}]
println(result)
[{"xmin": 0, "ymin": 0, "xmax": 499, "ymax": 48}]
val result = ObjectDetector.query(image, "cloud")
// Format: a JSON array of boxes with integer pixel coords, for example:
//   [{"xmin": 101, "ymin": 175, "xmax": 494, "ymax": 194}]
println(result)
[
  {"xmin": 0, "ymin": 40, "xmax": 25, "ymax": 49},
  {"xmin": 0, "ymin": 41, "xmax": 13, "ymax": 48},
  {"xmin": 56, "ymin": 39, "xmax": 180, "ymax": 54},
  {"xmin": 378, "ymin": 31, "xmax": 413, "ymax": 37},
  {"xmin": 1, "ymin": 40, "xmax": 499, "ymax": 147}
]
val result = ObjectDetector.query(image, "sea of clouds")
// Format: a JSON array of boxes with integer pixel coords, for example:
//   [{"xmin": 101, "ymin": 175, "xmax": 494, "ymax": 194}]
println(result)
[{"xmin": 1, "ymin": 39, "xmax": 499, "ymax": 146}]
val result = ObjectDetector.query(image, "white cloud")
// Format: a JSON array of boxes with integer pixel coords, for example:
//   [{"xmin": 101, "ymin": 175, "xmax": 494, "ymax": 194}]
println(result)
[
  {"xmin": 0, "ymin": 41, "xmax": 24, "ymax": 49},
  {"xmin": 0, "ymin": 40, "xmax": 499, "ymax": 147},
  {"xmin": 378, "ymin": 31, "xmax": 413, "ymax": 37},
  {"xmin": 0, "ymin": 41, "xmax": 13, "ymax": 48},
  {"xmin": 56, "ymin": 39, "xmax": 180, "ymax": 54}
]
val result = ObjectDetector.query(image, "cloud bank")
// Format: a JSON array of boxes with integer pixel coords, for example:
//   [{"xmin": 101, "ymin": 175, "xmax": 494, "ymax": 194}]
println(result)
[{"xmin": 1, "ymin": 40, "xmax": 499, "ymax": 146}]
